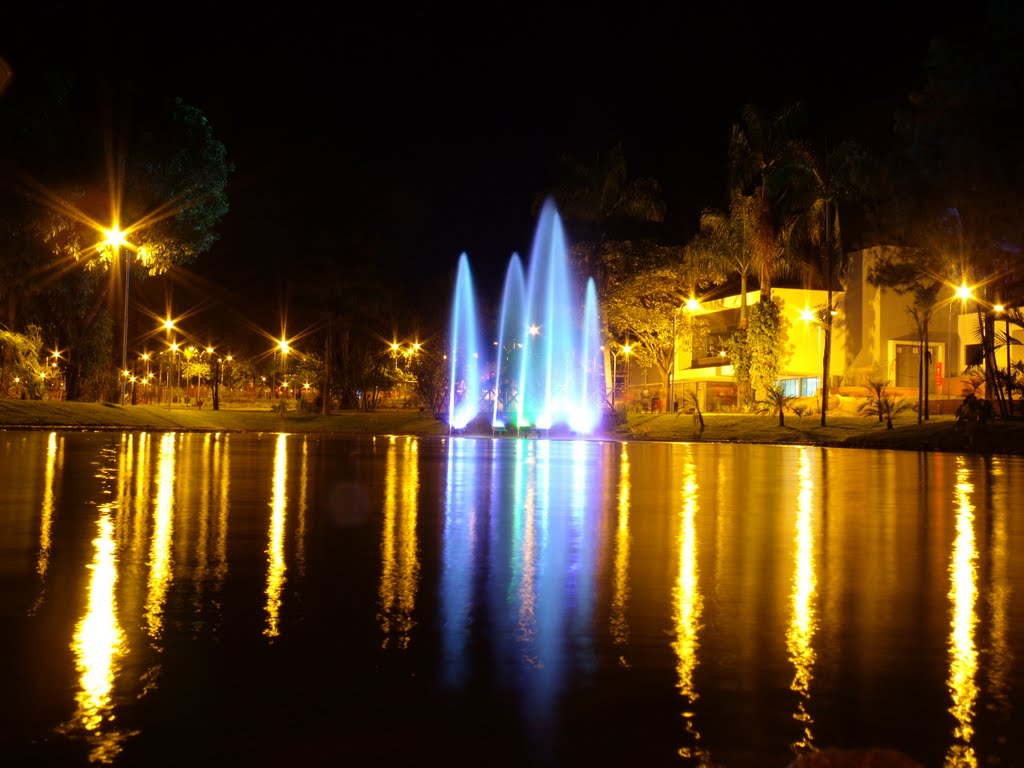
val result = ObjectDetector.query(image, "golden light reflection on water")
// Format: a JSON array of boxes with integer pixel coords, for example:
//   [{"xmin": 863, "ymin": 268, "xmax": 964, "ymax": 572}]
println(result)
[
  {"xmin": 945, "ymin": 457, "xmax": 979, "ymax": 768},
  {"xmin": 30, "ymin": 431, "xmax": 61, "ymax": 614},
  {"xmin": 378, "ymin": 436, "xmax": 421, "ymax": 649},
  {"xmin": 673, "ymin": 447, "xmax": 711, "ymax": 764},
  {"xmin": 985, "ymin": 457, "xmax": 1012, "ymax": 723},
  {"xmin": 264, "ymin": 433, "xmax": 288, "ymax": 639},
  {"xmin": 129, "ymin": 434, "xmax": 152, "ymax": 581},
  {"xmin": 62, "ymin": 507, "xmax": 131, "ymax": 763},
  {"xmin": 296, "ymin": 436, "xmax": 309, "ymax": 576},
  {"xmin": 144, "ymin": 433, "xmax": 176, "ymax": 644},
  {"xmin": 214, "ymin": 434, "xmax": 230, "ymax": 593},
  {"xmin": 787, "ymin": 448, "xmax": 817, "ymax": 755},
  {"xmin": 610, "ymin": 443, "xmax": 631, "ymax": 664},
  {"xmin": 193, "ymin": 434, "xmax": 213, "ymax": 604}
]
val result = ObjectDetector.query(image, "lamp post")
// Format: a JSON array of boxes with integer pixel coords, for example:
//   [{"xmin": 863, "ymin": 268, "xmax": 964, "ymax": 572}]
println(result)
[
  {"xmin": 954, "ymin": 283, "xmax": 973, "ymax": 383},
  {"xmin": 277, "ymin": 338, "xmax": 290, "ymax": 416},
  {"xmin": 203, "ymin": 346, "xmax": 214, "ymax": 407},
  {"xmin": 103, "ymin": 227, "xmax": 131, "ymax": 405},
  {"xmin": 611, "ymin": 343, "xmax": 631, "ymax": 407},
  {"xmin": 140, "ymin": 353, "xmax": 151, "ymax": 404},
  {"xmin": 168, "ymin": 341, "xmax": 180, "ymax": 411}
]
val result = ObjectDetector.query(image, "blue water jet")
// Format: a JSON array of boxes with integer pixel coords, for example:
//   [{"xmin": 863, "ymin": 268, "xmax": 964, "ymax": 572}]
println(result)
[
  {"xmin": 448, "ymin": 198, "xmax": 605, "ymax": 435},
  {"xmin": 449, "ymin": 253, "xmax": 483, "ymax": 430}
]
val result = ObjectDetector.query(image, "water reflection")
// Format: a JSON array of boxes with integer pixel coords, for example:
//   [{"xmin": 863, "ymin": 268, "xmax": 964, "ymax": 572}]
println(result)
[
  {"xmin": 440, "ymin": 437, "xmax": 603, "ymax": 746},
  {"xmin": 610, "ymin": 443, "xmax": 631, "ymax": 664},
  {"xmin": 59, "ymin": 436, "xmax": 135, "ymax": 765},
  {"xmin": 296, "ymin": 436, "xmax": 309, "ymax": 577},
  {"xmin": 63, "ymin": 506, "xmax": 131, "ymax": 763},
  {"xmin": 946, "ymin": 457, "xmax": 979, "ymax": 767},
  {"xmin": 145, "ymin": 433, "xmax": 177, "ymax": 644},
  {"xmin": 378, "ymin": 436, "xmax": 421, "ymax": 649},
  {"xmin": 2, "ymin": 432, "xmax": 1022, "ymax": 767},
  {"xmin": 30, "ymin": 431, "xmax": 62, "ymax": 614},
  {"xmin": 212, "ymin": 433, "xmax": 231, "ymax": 607},
  {"xmin": 441, "ymin": 437, "xmax": 475, "ymax": 686},
  {"xmin": 513, "ymin": 438, "xmax": 540, "ymax": 671},
  {"xmin": 787, "ymin": 447, "xmax": 817, "ymax": 755},
  {"xmin": 673, "ymin": 445, "xmax": 711, "ymax": 764},
  {"xmin": 264, "ymin": 433, "xmax": 288, "ymax": 639},
  {"xmin": 984, "ymin": 457, "xmax": 1013, "ymax": 733}
]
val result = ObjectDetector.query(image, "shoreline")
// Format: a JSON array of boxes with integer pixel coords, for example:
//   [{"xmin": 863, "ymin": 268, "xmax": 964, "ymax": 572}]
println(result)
[{"xmin": 1, "ymin": 400, "xmax": 1022, "ymax": 455}]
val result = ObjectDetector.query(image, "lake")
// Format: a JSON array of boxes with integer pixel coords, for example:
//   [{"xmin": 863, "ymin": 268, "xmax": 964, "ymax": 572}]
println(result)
[{"xmin": 1, "ymin": 430, "xmax": 1021, "ymax": 767}]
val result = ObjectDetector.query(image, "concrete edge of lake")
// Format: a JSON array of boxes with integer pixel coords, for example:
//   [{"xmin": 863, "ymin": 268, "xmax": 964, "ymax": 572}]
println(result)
[{"xmin": 1, "ymin": 400, "xmax": 1022, "ymax": 455}]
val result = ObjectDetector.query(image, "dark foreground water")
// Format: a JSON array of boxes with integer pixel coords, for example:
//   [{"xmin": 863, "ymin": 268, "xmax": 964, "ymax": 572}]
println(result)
[{"xmin": 0, "ymin": 430, "xmax": 1021, "ymax": 767}]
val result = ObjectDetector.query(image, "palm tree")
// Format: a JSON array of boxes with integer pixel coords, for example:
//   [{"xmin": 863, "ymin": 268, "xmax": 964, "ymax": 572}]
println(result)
[
  {"xmin": 858, "ymin": 391, "xmax": 914, "ymax": 429},
  {"xmin": 697, "ymin": 191, "xmax": 760, "ymax": 330},
  {"xmin": 760, "ymin": 384, "xmax": 795, "ymax": 427},
  {"xmin": 867, "ymin": 248, "xmax": 945, "ymax": 423},
  {"xmin": 860, "ymin": 378, "xmax": 891, "ymax": 423},
  {"xmin": 678, "ymin": 389, "xmax": 705, "ymax": 433},
  {"xmin": 546, "ymin": 142, "xmax": 667, "ymax": 306},
  {"xmin": 780, "ymin": 138, "xmax": 870, "ymax": 426},
  {"xmin": 727, "ymin": 104, "xmax": 806, "ymax": 302}
]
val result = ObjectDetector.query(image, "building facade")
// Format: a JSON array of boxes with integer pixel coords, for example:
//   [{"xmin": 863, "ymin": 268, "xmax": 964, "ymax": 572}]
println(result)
[{"xmin": 626, "ymin": 247, "xmax": 1019, "ymax": 413}]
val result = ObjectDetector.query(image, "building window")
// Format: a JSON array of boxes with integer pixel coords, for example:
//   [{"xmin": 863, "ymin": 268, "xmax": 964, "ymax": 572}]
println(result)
[
  {"xmin": 778, "ymin": 379, "xmax": 800, "ymax": 398},
  {"xmin": 965, "ymin": 343, "xmax": 984, "ymax": 367},
  {"xmin": 802, "ymin": 377, "xmax": 820, "ymax": 397}
]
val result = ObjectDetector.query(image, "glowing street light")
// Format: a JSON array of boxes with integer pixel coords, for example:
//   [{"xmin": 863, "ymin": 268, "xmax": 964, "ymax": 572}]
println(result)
[
  {"xmin": 277, "ymin": 337, "xmax": 291, "ymax": 415},
  {"xmin": 168, "ymin": 340, "xmax": 180, "ymax": 411},
  {"xmin": 610, "ymin": 343, "xmax": 631, "ymax": 407},
  {"xmin": 140, "ymin": 352, "xmax": 151, "ymax": 404},
  {"xmin": 103, "ymin": 226, "xmax": 130, "ymax": 405}
]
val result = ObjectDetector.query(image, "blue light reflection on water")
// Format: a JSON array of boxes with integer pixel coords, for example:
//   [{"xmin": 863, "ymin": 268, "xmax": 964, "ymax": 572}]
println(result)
[{"xmin": 1, "ymin": 431, "xmax": 1023, "ymax": 767}]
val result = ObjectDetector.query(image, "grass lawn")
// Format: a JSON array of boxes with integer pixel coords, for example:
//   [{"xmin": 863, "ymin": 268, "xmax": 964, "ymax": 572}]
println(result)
[{"xmin": 0, "ymin": 398, "xmax": 1021, "ymax": 455}]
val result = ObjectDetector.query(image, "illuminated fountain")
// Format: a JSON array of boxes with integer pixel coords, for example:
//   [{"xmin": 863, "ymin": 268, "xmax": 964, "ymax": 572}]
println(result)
[{"xmin": 447, "ymin": 197, "xmax": 605, "ymax": 436}]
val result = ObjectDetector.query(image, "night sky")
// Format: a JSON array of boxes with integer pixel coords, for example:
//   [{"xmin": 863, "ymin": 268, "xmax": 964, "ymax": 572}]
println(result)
[{"xmin": 5, "ymin": 4, "xmax": 965, "ymax": 344}]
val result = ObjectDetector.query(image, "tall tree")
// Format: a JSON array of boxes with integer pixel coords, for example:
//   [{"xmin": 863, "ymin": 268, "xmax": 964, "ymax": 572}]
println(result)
[
  {"xmin": 0, "ymin": 52, "xmax": 232, "ymax": 400},
  {"xmin": 603, "ymin": 244, "xmax": 715, "ymax": 401},
  {"xmin": 727, "ymin": 103, "xmax": 806, "ymax": 301},
  {"xmin": 697, "ymin": 191, "xmax": 761, "ymax": 330},
  {"xmin": 867, "ymin": 248, "xmax": 945, "ymax": 421},
  {"xmin": 876, "ymin": 4, "xmax": 1024, "ymax": 415},
  {"xmin": 546, "ymin": 141, "xmax": 666, "ymax": 303},
  {"xmin": 780, "ymin": 138, "xmax": 871, "ymax": 425}
]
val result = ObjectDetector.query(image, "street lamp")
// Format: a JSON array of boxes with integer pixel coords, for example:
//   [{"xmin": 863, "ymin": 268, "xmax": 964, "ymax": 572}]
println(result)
[
  {"xmin": 202, "ymin": 346, "xmax": 214, "ymax": 408},
  {"xmin": 140, "ymin": 353, "xmax": 151, "ymax": 404},
  {"xmin": 277, "ymin": 338, "xmax": 291, "ymax": 415},
  {"xmin": 610, "ymin": 343, "xmax": 631, "ymax": 407},
  {"xmin": 104, "ymin": 227, "xmax": 130, "ymax": 405},
  {"xmin": 953, "ymin": 283, "xmax": 973, "ymax": 385},
  {"xmin": 168, "ymin": 341, "xmax": 180, "ymax": 410}
]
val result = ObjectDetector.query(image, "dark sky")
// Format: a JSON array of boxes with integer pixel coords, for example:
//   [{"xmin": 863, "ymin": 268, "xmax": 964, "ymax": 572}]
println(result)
[
  {"xmin": 5, "ymin": 3, "xmax": 967, "ymax": 342},
  {"xmin": 180, "ymin": 7, "xmax": 945, "ymax": 275}
]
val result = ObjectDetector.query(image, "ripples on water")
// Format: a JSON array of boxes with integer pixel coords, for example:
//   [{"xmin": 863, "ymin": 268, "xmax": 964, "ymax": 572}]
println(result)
[{"xmin": 1, "ymin": 431, "xmax": 1022, "ymax": 767}]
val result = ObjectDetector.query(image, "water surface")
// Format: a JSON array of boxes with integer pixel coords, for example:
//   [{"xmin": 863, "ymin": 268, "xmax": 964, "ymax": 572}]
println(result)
[{"xmin": 0, "ymin": 430, "xmax": 1021, "ymax": 767}]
